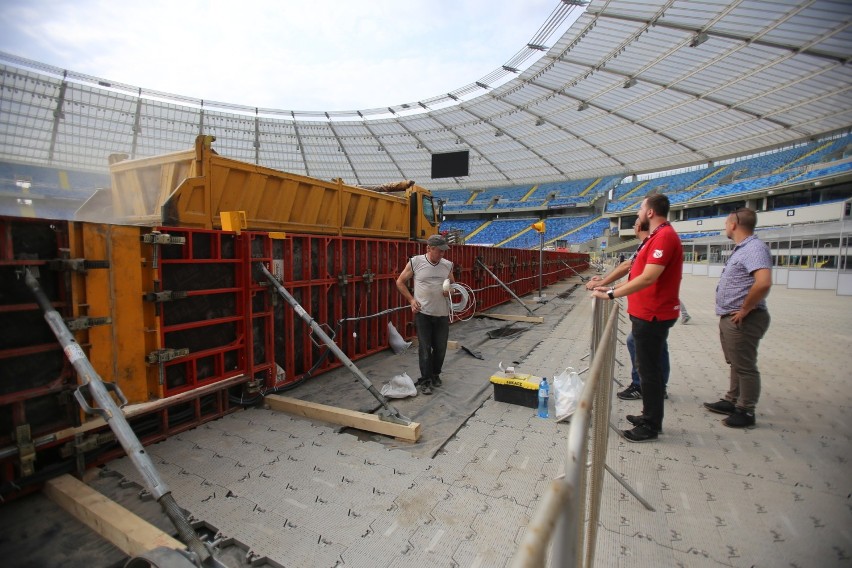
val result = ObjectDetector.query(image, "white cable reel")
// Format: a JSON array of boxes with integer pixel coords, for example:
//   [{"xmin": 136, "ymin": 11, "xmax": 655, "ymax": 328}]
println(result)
[{"xmin": 445, "ymin": 279, "xmax": 476, "ymax": 322}]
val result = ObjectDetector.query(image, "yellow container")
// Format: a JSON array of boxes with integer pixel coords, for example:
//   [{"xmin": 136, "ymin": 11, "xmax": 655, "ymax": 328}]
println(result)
[
  {"xmin": 81, "ymin": 135, "xmax": 440, "ymax": 240},
  {"xmin": 489, "ymin": 373, "xmax": 542, "ymax": 408}
]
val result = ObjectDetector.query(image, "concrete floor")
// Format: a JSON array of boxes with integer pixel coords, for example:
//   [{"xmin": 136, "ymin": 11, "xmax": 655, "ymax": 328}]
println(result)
[{"xmin": 103, "ymin": 272, "xmax": 852, "ymax": 567}]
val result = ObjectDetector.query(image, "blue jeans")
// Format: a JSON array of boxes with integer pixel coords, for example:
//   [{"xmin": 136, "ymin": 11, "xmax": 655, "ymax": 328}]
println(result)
[
  {"xmin": 626, "ymin": 332, "xmax": 670, "ymax": 389},
  {"xmin": 630, "ymin": 316, "xmax": 676, "ymax": 432},
  {"xmin": 415, "ymin": 313, "xmax": 449, "ymax": 384}
]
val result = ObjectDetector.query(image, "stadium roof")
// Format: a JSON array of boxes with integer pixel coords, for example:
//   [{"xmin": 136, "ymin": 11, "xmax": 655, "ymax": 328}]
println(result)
[{"xmin": 1, "ymin": 0, "xmax": 850, "ymax": 190}]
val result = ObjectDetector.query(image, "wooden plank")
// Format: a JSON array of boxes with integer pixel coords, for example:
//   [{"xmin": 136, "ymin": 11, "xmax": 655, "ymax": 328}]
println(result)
[
  {"xmin": 478, "ymin": 313, "xmax": 544, "ymax": 324},
  {"xmin": 265, "ymin": 395, "xmax": 421, "ymax": 443},
  {"xmin": 50, "ymin": 374, "xmax": 248, "ymax": 443},
  {"xmin": 43, "ymin": 474, "xmax": 184, "ymax": 557}
]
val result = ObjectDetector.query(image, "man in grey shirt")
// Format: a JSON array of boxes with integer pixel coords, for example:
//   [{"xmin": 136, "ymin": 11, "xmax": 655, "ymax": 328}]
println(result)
[
  {"xmin": 396, "ymin": 234, "xmax": 455, "ymax": 395},
  {"xmin": 704, "ymin": 208, "xmax": 772, "ymax": 428}
]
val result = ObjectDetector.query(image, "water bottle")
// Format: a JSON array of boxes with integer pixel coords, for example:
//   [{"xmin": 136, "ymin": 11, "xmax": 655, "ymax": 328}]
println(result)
[{"xmin": 537, "ymin": 377, "xmax": 549, "ymax": 418}]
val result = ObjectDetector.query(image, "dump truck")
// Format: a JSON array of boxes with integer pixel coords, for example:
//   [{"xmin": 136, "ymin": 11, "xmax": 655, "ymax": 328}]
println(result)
[{"xmin": 78, "ymin": 135, "xmax": 441, "ymax": 241}]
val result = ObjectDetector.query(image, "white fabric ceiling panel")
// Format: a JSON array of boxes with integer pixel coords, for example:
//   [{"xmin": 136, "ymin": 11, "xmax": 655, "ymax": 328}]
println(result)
[
  {"xmin": 1, "ymin": 0, "xmax": 849, "ymax": 189},
  {"xmin": 801, "ymin": 111, "xmax": 852, "ymax": 138}
]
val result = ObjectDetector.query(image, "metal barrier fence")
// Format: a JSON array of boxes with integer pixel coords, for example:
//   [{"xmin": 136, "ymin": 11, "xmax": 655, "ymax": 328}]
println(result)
[{"xmin": 510, "ymin": 298, "xmax": 619, "ymax": 568}]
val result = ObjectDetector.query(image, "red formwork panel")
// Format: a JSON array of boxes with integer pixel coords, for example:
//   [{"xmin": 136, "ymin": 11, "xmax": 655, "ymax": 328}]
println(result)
[
  {"xmin": 157, "ymin": 228, "xmax": 280, "ymax": 397},
  {"xmin": 0, "ymin": 216, "xmax": 590, "ymax": 496},
  {"xmin": 0, "ymin": 217, "xmax": 79, "ymax": 452},
  {"xmin": 268, "ymin": 234, "xmax": 419, "ymax": 388},
  {"xmin": 264, "ymin": 234, "xmax": 588, "ymax": 390},
  {"xmin": 244, "ymin": 233, "xmax": 276, "ymax": 389},
  {"xmin": 158, "ymin": 228, "xmax": 248, "ymax": 397}
]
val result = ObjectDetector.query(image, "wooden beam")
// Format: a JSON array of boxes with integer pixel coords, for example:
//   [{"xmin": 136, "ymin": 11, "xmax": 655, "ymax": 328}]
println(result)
[
  {"xmin": 50, "ymin": 374, "xmax": 248, "ymax": 442},
  {"xmin": 43, "ymin": 474, "xmax": 184, "ymax": 557},
  {"xmin": 478, "ymin": 313, "xmax": 544, "ymax": 324},
  {"xmin": 265, "ymin": 395, "xmax": 421, "ymax": 442}
]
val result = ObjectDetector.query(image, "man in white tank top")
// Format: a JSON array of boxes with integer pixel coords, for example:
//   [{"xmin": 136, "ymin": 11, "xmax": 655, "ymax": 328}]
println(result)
[{"xmin": 395, "ymin": 234, "xmax": 455, "ymax": 394}]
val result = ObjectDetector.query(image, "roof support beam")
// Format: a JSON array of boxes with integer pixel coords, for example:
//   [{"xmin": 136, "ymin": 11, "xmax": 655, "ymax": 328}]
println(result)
[
  {"xmin": 361, "ymin": 121, "xmax": 407, "ymax": 180},
  {"xmin": 47, "ymin": 74, "xmax": 67, "ymax": 163},
  {"xmin": 553, "ymin": 55, "xmax": 796, "ymax": 134},
  {"xmin": 327, "ymin": 121, "xmax": 361, "ymax": 185},
  {"xmin": 465, "ymin": 101, "xmax": 568, "ymax": 176},
  {"xmin": 291, "ymin": 111, "xmax": 310, "ymax": 177},
  {"xmin": 587, "ymin": 7, "xmax": 850, "ymax": 64}
]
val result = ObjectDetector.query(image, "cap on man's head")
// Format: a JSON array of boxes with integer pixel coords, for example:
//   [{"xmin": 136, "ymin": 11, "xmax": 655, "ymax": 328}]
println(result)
[{"xmin": 427, "ymin": 234, "xmax": 450, "ymax": 250}]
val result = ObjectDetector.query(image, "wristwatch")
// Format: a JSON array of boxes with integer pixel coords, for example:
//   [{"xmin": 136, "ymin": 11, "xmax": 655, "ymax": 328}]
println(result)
[{"xmin": 607, "ymin": 288, "xmax": 615, "ymax": 300}]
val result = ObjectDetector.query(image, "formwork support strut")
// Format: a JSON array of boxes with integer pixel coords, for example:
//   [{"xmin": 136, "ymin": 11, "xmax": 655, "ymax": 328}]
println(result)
[
  {"xmin": 257, "ymin": 263, "xmax": 411, "ymax": 426},
  {"xmin": 474, "ymin": 258, "xmax": 536, "ymax": 317},
  {"xmin": 23, "ymin": 268, "xmax": 220, "ymax": 568}
]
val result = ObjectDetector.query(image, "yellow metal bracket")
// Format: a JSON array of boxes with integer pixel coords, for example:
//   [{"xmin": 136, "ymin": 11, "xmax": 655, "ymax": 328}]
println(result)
[{"xmin": 221, "ymin": 211, "xmax": 247, "ymax": 234}]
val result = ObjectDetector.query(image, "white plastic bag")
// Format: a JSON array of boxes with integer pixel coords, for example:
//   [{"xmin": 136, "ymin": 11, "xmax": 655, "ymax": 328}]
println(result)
[
  {"xmin": 380, "ymin": 372, "xmax": 417, "ymax": 398},
  {"xmin": 554, "ymin": 367, "xmax": 584, "ymax": 422},
  {"xmin": 387, "ymin": 321, "xmax": 412, "ymax": 354}
]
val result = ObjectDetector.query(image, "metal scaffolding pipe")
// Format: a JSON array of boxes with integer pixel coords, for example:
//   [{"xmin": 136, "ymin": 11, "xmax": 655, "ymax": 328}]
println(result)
[
  {"xmin": 560, "ymin": 259, "xmax": 590, "ymax": 282},
  {"xmin": 475, "ymin": 258, "xmax": 536, "ymax": 316},
  {"xmin": 24, "ymin": 269, "xmax": 213, "ymax": 566}
]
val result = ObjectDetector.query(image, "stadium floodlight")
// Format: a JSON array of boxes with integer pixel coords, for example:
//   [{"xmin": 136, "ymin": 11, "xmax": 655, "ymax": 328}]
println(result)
[
  {"xmin": 577, "ymin": 102, "xmax": 589, "ymax": 111},
  {"xmin": 623, "ymin": 78, "xmax": 637, "ymax": 89},
  {"xmin": 690, "ymin": 32, "xmax": 709, "ymax": 47}
]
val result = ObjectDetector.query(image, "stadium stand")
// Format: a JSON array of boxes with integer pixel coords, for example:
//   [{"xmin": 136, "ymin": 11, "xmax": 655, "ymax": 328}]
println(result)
[
  {"xmin": 791, "ymin": 161, "xmax": 852, "ymax": 183},
  {"xmin": 464, "ymin": 217, "xmax": 539, "ymax": 246},
  {"xmin": 432, "ymin": 189, "xmax": 475, "ymax": 206},
  {"xmin": 605, "ymin": 134, "xmax": 852, "ymax": 213},
  {"xmin": 500, "ymin": 215, "xmax": 595, "ymax": 248},
  {"xmin": 438, "ymin": 219, "xmax": 488, "ymax": 242},
  {"xmin": 433, "ymin": 132, "xmax": 851, "ymax": 252}
]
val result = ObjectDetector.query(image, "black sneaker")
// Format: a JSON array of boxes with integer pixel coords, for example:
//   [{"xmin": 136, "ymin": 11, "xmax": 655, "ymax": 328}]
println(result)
[
  {"xmin": 704, "ymin": 399, "xmax": 736, "ymax": 415},
  {"xmin": 723, "ymin": 408, "xmax": 756, "ymax": 429},
  {"xmin": 626, "ymin": 415, "xmax": 663, "ymax": 433},
  {"xmin": 626, "ymin": 414, "xmax": 644, "ymax": 426},
  {"xmin": 432, "ymin": 375, "xmax": 442, "ymax": 387},
  {"xmin": 622, "ymin": 424, "xmax": 658, "ymax": 443},
  {"xmin": 420, "ymin": 382, "xmax": 433, "ymax": 395},
  {"xmin": 617, "ymin": 384, "xmax": 642, "ymax": 400}
]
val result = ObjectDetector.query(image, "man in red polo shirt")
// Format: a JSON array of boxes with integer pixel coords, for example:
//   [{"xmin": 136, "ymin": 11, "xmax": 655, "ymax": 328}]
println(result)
[{"xmin": 592, "ymin": 193, "xmax": 683, "ymax": 442}]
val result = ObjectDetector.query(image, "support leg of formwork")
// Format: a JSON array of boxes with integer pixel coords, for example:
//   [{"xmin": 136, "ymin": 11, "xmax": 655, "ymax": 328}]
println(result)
[
  {"xmin": 474, "ymin": 258, "xmax": 537, "ymax": 317},
  {"xmin": 258, "ymin": 263, "xmax": 411, "ymax": 426},
  {"xmin": 24, "ymin": 268, "xmax": 220, "ymax": 566},
  {"xmin": 559, "ymin": 260, "xmax": 590, "ymax": 282}
]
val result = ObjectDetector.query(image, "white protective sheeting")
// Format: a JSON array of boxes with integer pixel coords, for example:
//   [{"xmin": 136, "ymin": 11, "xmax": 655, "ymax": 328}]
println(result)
[{"xmin": 0, "ymin": 0, "xmax": 849, "ymax": 190}]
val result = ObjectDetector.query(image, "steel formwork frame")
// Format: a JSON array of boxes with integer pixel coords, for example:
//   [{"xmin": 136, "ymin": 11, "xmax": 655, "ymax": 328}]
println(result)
[{"xmin": 0, "ymin": 216, "xmax": 587, "ymax": 498}]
